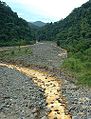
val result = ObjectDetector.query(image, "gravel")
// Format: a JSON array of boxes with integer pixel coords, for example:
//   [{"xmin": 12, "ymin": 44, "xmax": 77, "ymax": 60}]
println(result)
[
  {"xmin": 0, "ymin": 66, "xmax": 47, "ymax": 119},
  {"xmin": 14, "ymin": 42, "xmax": 65, "ymax": 68},
  {"xmin": 61, "ymin": 76, "xmax": 91, "ymax": 119},
  {"xmin": 0, "ymin": 42, "xmax": 91, "ymax": 119}
]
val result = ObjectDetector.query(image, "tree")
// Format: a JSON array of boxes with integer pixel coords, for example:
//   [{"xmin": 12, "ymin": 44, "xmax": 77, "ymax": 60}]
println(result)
[{"xmin": 56, "ymin": 40, "xmax": 60, "ymax": 46}]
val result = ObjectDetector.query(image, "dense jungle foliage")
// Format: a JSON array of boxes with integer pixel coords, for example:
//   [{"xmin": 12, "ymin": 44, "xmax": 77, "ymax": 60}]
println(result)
[{"xmin": 0, "ymin": 1, "xmax": 36, "ymax": 46}]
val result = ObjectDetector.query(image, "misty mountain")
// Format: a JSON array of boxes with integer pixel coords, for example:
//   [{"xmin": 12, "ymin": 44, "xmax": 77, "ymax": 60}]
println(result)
[
  {"xmin": 28, "ymin": 22, "xmax": 39, "ymax": 29},
  {"xmin": 32, "ymin": 21, "xmax": 46, "ymax": 27}
]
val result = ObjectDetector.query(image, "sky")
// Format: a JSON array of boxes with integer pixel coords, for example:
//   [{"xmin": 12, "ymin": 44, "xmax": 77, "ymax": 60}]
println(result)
[{"xmin": 3, "ymin": 0, "xmax": 89, "ymax": 23}]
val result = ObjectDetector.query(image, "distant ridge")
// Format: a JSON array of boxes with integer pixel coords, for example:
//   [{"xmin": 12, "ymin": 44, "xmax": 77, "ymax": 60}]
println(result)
[
  {"xmin": 28, "ymin": 22, "xmax": 39, "ymax": 29},
  {"xmin": 32, "ymin": 21, "xmax": 46, "ymax": 27}
]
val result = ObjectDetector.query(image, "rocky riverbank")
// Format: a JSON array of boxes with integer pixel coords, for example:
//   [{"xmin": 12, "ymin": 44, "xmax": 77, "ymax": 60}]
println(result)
[
  {"xmin": 11, "ymin": 42, "xmax": 65, "ymax": 68},
  {"xmin": 0, "ymin": 42, "xmax": 91, "ymax": 119},
  {"xmin": 0, "ymin": 66, "xmax": 47, "ymax": 119},
  {"xmin": 0, "ymin": 63, "xmax": 72, "ymax": 119},
  {"xmin": 61, "ymin": 75, "xmax": 91, "ymax": 119}
]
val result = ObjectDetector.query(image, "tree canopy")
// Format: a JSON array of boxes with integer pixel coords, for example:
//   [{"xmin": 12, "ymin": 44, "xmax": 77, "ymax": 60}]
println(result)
[
  {"xmin": 36, "ymin": 0, "xmax": 91, "ymax": 52},
  {"xmin": 0, "ymin": 1, "xmax": 36, "ymax": 46}
]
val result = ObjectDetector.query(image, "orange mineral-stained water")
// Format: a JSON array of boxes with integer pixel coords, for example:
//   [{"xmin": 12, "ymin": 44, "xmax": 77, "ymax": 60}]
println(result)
[{"xmin": 0, "ymin": 63, "xmax": 71, "ymax": 119}]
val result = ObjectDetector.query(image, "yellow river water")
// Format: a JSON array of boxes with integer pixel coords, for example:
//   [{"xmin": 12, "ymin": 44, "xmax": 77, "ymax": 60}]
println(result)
[{"xmin": 0, "ymin": 63, "xmax": 71, "ymax": 119}]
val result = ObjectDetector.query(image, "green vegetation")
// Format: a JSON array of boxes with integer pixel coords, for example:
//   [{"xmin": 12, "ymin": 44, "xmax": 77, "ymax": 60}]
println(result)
[
  {"xmin": 62, "ymin": 53, "xmax": 91, "ymax": 87},
  {"xmin": 0, "ymin": 0, "xmax": 91, "ymax": 86},
  {"xmin": 56, "ymin": 40, "xmax": 60, "ymax": 47},
  {"xmin": 63, "ymin": 47, "xmax": 91, "ymax": 87},
  {"xmin": 36, "ymin": 0, "xmax": 91, "ymax": 87},
  {"xmin": 0, "ymin": 1, "xmax": 36, "ymax": 46},
  {"xmin": 0, "ymin": 39, "xmax": 36, "ymax": 46},
  {"xmin": 0, "ymin": 47, "xmax": 32, "ymax": 60},
  {"xmin": 32, "ymin": 21, "xmax": 46, "ymax": 27}
]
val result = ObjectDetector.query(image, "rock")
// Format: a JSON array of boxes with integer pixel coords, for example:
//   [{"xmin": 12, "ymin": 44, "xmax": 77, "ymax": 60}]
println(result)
[
  {"xmin": 41, "ymin": 116, "xmax": 48, "ymax": 119},
  {"xmin": 0, "ymin": 66, "xmax": 47, "ymax": 118},
  {"xmin": 72, "ymin": 116, "xmax": 78, "ymax": 119},
  {"xmin": 46, "ymin": 108, "xmax": 52, "ymax": 113},
  {"xmin": 61, "ymin": 75, "xmax": 91, "ymax": 119},
  {"xmin": 32, "ymin": 108, "xmax": 38, "ymax": 113},
  {"xmin": 33, "ymin": 112, "xmax": 38, "ymax": 117},
  {"xmin": 54, "ymin": 117, "xmax": 58, "ymax": 119},
  {"xmin": 30, "ymin": 114, "xmax": 35, "ymax": 119}
]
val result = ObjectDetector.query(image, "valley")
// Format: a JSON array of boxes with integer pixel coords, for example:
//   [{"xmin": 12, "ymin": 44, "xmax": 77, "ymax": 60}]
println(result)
[
  {"xmin": 0, "ymin": 0, "xmax": 91, "ymax": 118},
  {"xmin": 0, "ymin": 42, "xmax": 91, "ymax": 119}
]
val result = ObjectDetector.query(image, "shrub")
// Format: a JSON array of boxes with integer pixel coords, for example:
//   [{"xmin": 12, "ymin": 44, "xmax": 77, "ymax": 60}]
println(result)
[
  {"xmin": 11, "ymin": 50, "xmax": 15, "ymax": 55},
  {"xmin": 78, "ymin": 72, "xmax": 91, "ymax": 86},
  {"xmin": 56, "ymin": 40, "xmax": 60, "ymax": 46},
  {"xmin": 63, "ymin": 58, "xmax": 83, "ymax": 72}
]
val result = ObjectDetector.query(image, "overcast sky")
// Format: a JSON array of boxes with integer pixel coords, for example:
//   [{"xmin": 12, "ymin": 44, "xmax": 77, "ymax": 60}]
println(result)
[{"xmin": 3, "ymin": 0, "xmax": 88, "ymax": 23}]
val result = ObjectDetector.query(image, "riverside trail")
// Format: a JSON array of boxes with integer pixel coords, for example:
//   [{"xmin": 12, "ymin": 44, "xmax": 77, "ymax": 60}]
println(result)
[{"xmin": 0, "ymin": 63, "xmax": 71, "ymax": 119}]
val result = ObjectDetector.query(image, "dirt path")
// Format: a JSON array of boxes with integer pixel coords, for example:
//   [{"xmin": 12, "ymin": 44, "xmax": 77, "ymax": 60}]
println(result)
[{"xmin": 0, "ymin": 63, "xmax": 71, "ymax": 119}]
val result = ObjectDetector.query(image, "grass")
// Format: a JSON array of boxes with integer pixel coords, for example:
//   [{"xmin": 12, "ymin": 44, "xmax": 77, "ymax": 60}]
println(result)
[
  {"xmin": 0, "ymin": 46, "xmax": 32, "ymax": 60},
  {"xmin": 62, "ymin": 50, "xmax": 91, "ymax": 87},
  {"xmin": 77, "ymin": 72, "xmax": 91, "ymax": 87}
]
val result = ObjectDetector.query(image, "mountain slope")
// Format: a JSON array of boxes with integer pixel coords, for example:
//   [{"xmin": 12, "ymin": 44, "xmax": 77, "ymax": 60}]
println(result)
[
  {"xmin": 32, "ymin": 21, "xmax": 46, "ymax": 27},
  {"xmin": 28, "ymin": 22, "xmax": 39, "ymax": 29},
  {"xmin": 0, "ymin": 1, "xmax": 36, "ymax": 46},
  {"xmin": 37, "ymin": 0, "xmax": 91, "ymax": 51}
]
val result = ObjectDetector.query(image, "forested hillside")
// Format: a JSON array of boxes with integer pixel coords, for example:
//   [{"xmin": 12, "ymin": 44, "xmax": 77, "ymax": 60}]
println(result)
[
  {"xmin": 36, "ymin": 0, "xmax": 91, "ymax": 86},
  {"xmin": 32, "ymin": 21, "xmax": 46, "ymax": 27},
  {"xmin": 0, "ymin": 1, "xmax": 36, "ymax": 46},
  {"xmin": 37, "ymin": 0, "xmax": 91, "ymax": 51}
]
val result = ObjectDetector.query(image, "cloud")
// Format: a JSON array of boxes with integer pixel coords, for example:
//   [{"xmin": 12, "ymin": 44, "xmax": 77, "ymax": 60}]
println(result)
[{"xmin": 3, "ymin": 0, "xmax": 89, "ymax": 22}]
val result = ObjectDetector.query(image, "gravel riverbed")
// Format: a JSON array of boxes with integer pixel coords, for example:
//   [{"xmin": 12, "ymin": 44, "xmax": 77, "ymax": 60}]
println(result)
[
  {"xmin": 13, "ymin": 42, "xmax": 66, "ymax": 68},
  {"xmin": 0, "ymin": 66, "xmax": 47, "ymax": 119},
  {"xmin": 61, "ymin": 76, "xmax": 91, "ymax": 119},
  {"xmin": 0, "ymin": 42, "xmax": 91, "ymax": 119}
]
